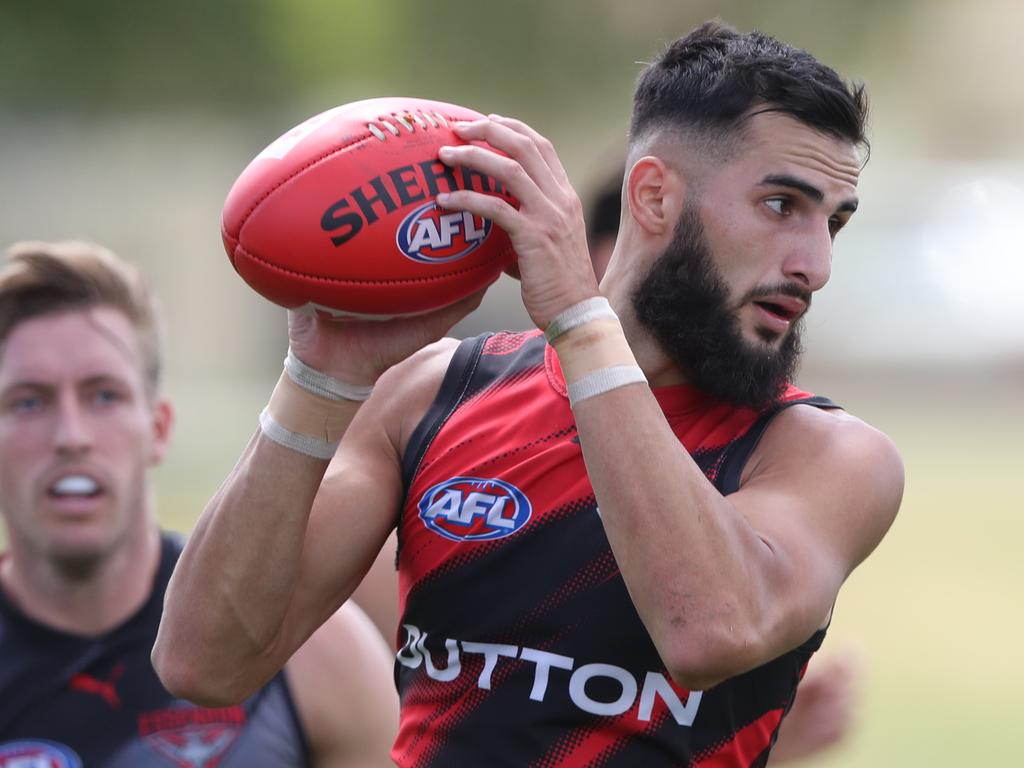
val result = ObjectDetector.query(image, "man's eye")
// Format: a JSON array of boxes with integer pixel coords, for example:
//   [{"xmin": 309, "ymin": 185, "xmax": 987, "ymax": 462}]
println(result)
[
  {"xmin": 765, "ymin": 198, "xmax": 790, "ymax": 215},
  {"xmin": 12, "ymin": 395, "xmax": 41, "ymax": 412},
  {"xmin": 94, "ymin": 389, "xmax": 122, "ymax": 405}
]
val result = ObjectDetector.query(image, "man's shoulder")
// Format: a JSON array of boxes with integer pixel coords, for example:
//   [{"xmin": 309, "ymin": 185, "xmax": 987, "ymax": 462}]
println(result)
[
  {"xmin": 771, "ymin": 399, "xmax": 898, "ymax": 454},
  {"xmin": 362, "ymin": 337, "xmax": 465, "ymax": 456},
  {"xmin": 754, "ymin": 401, "xmax": 904, "ymax": 501},
  {"xmin": 369, "ymin": 331, "xmax": 540, "ymax": 445},
  {"xmin": 373, "ymin": 337, "xmax": 462, "ymax": 402},
  {"xmin": 376, "ymin": 329, "xmax": 541, "ymax": 393}
]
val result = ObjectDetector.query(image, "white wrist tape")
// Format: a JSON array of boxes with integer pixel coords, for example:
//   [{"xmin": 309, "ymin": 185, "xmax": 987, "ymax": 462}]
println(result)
[
  {"xmin": 544, "ymin": 297, "xmax": 617, "ymax": 343},
  {"xmin": 259, "ymin": 408, "xmax": 340, "ymax": 460},
  {"xmin": 258, "ymin": 354, "xmax": 365, "ymax": 459},
  {"xmin": 567, "ymin": 364, "xmax": 647, "ymax": 406},
  {"xmin": 285, "ymin": 348, "xmax": 374, "ymax": 402}
]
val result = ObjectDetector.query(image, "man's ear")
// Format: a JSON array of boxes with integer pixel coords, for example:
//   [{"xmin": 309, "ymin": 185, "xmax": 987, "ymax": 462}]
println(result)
[
  {"xmin": 625, "ymin": 156, "xmax": 687, "ymax": 237},
  {"xmin": 148, "ymin": 398, "xmax": 174, "ymax": 466}
]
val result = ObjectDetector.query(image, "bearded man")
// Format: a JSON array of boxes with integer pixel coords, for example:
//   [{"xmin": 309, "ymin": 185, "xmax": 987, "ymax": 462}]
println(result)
[{"xmin": 157, "ymin": 20, "xmax": 903, "ymax": 767}]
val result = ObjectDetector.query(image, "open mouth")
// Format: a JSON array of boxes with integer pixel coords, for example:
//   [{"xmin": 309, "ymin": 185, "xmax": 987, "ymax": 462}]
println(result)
[
  {"xmin": 753, "ymin": 300, "xmax": 799, "ymax": 322},
  {"xmin": 48, "ymin": 474, "xmax": 102, "ymax": 500}
]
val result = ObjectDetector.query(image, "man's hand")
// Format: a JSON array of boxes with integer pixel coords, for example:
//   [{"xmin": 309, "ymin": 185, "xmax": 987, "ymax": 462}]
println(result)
[
  {"xmin": 287, "ymin": 288, "xmax": 485, "ymax": 383},
  {"xmin": 773, "ymin": 648, "xmax": 862, "ymax": 762},
  {"xmin": 435, "ymin": 115, "xmax": 600, "ymax": 329}
]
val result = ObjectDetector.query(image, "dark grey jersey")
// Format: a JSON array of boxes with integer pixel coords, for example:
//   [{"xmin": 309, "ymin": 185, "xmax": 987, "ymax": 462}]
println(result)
[{"xmin": 0, "ymin": 534, "xmax": 310, "ymax": 768}]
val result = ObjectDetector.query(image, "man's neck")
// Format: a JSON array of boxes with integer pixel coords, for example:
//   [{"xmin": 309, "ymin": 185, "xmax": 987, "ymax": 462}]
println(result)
[
  {"xmin": 0, "ymin": 523, "xmax": 162, "ymax": 637},
  {"xmin": 608, "ymin": 290, "xmax": 687, "ymax": 388}
]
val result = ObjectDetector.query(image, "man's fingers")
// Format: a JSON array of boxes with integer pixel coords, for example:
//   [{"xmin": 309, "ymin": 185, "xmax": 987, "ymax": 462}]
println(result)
[
  {"xmin": 449, "ymin": 118, "xmax": 564, "ymax": 199},
  {"xmin": 487, "ymin": 114, "xmax": 569, "ymax": 184},
  {"xmin": 438, "ymin": 142, "xmax": 537, "ymax": 202},
  {"xmin": 435, "ymin": 186, "xmax": 521, "ymax": 233}
]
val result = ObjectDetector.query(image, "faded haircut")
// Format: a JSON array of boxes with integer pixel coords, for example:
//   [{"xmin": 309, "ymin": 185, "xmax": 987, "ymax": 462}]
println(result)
[
  {"xmin": 629, "ymin": 20, "xmax": 869, "ymax": 161},
  {"xmin": 0, "ymin": 241, "xmax": 163, "ymax": 396}
]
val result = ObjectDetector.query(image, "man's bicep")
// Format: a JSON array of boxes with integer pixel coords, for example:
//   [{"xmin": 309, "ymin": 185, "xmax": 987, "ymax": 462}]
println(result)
[{"xmin": 729, "ymin": 410, "xmax": 903, "ymax": 637}]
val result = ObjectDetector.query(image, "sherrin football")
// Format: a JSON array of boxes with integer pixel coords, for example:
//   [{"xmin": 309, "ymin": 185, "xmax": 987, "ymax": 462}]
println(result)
[{"xmin": 222, "ymin": 97, "xmax": 517, "ymax": 317}]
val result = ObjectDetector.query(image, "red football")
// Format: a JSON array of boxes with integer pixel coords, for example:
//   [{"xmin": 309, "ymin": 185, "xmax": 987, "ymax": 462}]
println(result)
[{"xmin": 222, "ymin": 97, "xmax": 517, "ymax": 317}]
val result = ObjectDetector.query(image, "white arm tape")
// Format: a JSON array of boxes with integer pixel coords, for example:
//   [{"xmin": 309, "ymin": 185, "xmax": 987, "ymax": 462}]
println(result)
[
  {"xmin": 567, "ymin": 364, "xmax": 648, "ymax": 406},
  {"xmin": 285, "ymin": 348, "xmax": 374, "ymax": 402},
  {"xmin": 544, "ymin": 297, "xmax": 617, "ymax": 343},
  {"xmin": 259, "ymin": 407, "xmax": 340, "ymax": 460}
]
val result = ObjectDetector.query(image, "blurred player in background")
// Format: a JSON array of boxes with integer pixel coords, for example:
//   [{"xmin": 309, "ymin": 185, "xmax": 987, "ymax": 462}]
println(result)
[
  {"xmin": 0, "ymin": 241, "xmax": 397, "ymax": 767},
  {"xmin": 157, "ymin": 20, "xmax": 902, "ymax": 766}
]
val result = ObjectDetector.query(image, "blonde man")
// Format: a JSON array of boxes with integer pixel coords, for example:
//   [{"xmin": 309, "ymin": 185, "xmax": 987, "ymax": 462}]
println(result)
[{"xmin": 0, "ymin": 241, "xmax": 397, "ymax": 767}]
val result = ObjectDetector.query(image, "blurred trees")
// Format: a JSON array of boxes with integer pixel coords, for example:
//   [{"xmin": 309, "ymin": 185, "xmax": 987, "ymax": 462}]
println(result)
[
  {"xmin": 1, "ymin": 0, "xmax": 618, "ymax": 114},
  {"xmin": 0, "ymin": 0, "xmax": 887, "ymax": 116},
  {"xmin": 1, "ymin": 0, "xmax": 292, "ymax": 111},
  {"xmin": 3, "ymin": 1, "xmax": 1020, "ymax": 168}
]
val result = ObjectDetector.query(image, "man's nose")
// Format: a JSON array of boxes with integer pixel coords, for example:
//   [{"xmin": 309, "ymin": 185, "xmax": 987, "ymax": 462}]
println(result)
[
  {"xmin": 53, "ymin": 395, "xmax": 93, "ymax": 454},
  {"xmin": 783, "ymin": 221, "xmax": 833, "ymax": 292}
]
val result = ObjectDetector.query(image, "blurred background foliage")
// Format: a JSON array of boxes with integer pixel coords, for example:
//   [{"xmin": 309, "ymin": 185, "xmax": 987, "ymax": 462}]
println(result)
[
  {"xmin": 5, "ymin": 0, "xmax": 1021, "ymax": 158},
  {"xmin": 1, "ymin": 1, "xmax": 1021, "ymax": 766}
]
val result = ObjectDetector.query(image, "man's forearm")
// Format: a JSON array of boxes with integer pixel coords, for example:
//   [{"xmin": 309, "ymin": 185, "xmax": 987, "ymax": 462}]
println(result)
[
  {"xmin": 571, "ymin": 385, "xmax": 774, "ymax": 689},
  {"xmin": 153, "ymin": 430, "xmax": 337, "ymax": 705}
]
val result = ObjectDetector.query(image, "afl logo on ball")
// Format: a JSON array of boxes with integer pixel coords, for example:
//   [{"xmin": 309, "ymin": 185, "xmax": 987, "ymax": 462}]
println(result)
[
  {"xmin": 397, "ymin": 202, "xmax": 491, "ymax": 264},
  {"xmin": 0, "ymin": 740, "xmax": 82, "ymax": 768},
  {"xmin": 418, "ymin": 477, "xmax": 531, "ymax": 542}
]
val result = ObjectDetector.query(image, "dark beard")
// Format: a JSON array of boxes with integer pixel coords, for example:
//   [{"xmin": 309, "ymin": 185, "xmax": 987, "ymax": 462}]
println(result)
[{"xmin": 632, "ymin": 207, "xmax": 806, "ymax": 409}]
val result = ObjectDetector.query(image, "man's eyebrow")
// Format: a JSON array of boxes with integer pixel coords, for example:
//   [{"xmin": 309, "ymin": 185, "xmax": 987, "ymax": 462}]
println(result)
[
  {"xmin": 759, "ymin": 174, "xmax": 859, "ymax": 213},
  {"xmin": 759, "ymin": 174, "xmax": 823, "ymax": 202},
  {"xmin": 0, "ymin": 379, "xmax": 48, "ymax": 399}
]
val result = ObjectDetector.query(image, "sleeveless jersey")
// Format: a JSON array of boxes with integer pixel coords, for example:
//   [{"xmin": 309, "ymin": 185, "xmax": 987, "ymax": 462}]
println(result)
[
  {"xmin": 393, "ymin": 330, "xmax": 839, "ymax": 768},
  {"xmin": 0, "ymin": 533, "xmax": 310, "ymax": 768}
]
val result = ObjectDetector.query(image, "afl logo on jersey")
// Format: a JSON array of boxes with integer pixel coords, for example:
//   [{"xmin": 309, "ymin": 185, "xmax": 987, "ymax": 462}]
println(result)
[
  {"xmin": 418, "ymin": 477, "xmax": 532, "ymax": 542},
  {"xmin": 396, "ymin": 202, "xmax": 491, "ymax": 263},
  {"xmin": 0, "ymin": 740, "xmax": 82, "ymax": 768}
]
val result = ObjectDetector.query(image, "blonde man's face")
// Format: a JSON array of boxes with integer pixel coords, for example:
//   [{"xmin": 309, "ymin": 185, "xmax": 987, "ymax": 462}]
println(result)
[{"xmin": 0, "ymin": 307, "xmax": 171, "ymax": 567}]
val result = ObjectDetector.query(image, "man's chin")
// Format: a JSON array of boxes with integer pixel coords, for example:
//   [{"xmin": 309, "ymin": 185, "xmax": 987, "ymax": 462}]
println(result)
[
  {"xmin": 745, "ymin": 323, "xmax": 788, "ymax": 347},
  {"xmin": 684, "ymin": 331, "xmax": 803, "ymax": 409},
  {"xmin": 44, "ymin": 529, "xmax": 118, "ymax": 578}
]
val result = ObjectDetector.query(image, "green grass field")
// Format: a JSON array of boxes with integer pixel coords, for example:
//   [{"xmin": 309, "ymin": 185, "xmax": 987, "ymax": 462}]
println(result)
[{"xmin": 785, "ymin": 371, "xmax": 1023, "ymax": 766}]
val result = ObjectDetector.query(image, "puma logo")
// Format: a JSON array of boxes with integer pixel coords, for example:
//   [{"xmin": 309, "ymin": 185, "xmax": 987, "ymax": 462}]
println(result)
[{"xmin": 69, "ymin": 663, "xmax": 125, "ymax": 708}]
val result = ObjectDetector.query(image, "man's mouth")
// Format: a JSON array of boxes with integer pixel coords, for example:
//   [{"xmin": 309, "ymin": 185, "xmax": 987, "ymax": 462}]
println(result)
[
  {"xmin": 753, "ymin": 300, "xmax": 798, "ymax": 321},
  {"xmin": 49, "ymin": 474, "xmax": 102, "ymax": 499},
  {"xmin": 751, "ymin": 294, "xmax": 807, "ymax": 323}
]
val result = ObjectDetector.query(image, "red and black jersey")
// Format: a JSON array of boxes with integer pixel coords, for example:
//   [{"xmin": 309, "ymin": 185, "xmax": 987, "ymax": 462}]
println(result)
[
  {"xmin": 0, "ymin": 533, "xmax": 310, "ymax": 768},
  {"xmin": 393, "ymin": 330, "xmax": 839, "ymax": 768}
]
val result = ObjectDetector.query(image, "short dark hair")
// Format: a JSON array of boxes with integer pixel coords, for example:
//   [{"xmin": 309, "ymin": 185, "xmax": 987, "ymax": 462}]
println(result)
[
  {"xmin": 0, "ymin": 241, "xmax": 163, "ymax": 396},
  {"xmin": 629, "ymin": 20, "xmax": 868, "ymax": 154}
]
